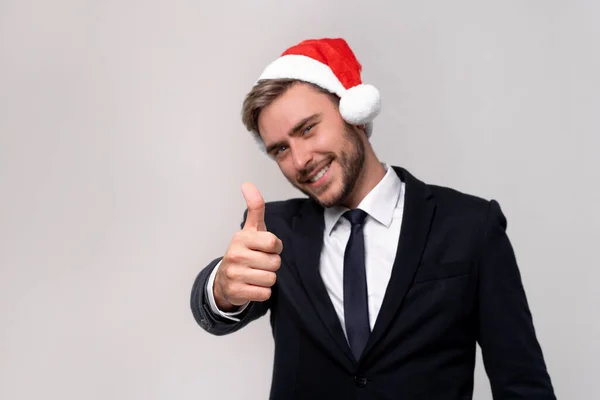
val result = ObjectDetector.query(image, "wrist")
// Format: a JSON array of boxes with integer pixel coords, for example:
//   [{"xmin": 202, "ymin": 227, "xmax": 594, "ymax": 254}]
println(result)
[{"xmin": 213, "ymin": 282, "xmax": 237, "ymax": 312}]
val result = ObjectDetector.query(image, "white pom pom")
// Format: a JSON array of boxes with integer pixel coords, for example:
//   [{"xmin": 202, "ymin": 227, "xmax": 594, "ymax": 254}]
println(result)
[{"xmin": 339, "ymin": 84, "xmax": 381, "ymax": 125}]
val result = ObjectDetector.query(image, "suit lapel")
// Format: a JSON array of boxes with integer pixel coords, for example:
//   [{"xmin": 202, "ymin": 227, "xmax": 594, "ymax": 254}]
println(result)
[
  {"xmin": 362, "ymin": 166, "xmax": 436, "ymax": 359},
  {"xmin": 291, "ymin": 200, "xmax": 356, "ymax": 369}
]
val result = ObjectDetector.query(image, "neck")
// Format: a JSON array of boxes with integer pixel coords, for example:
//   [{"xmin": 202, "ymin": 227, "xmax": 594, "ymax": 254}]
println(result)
[{"xmin": 342, "ymin": 151, "xmax": 386, "ymax": 209}]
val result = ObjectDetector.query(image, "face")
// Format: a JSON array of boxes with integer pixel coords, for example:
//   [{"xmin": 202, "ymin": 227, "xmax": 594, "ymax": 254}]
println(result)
[{"xmin": 257, "ymin": 83, "xmax": 366, "ymax": 208}]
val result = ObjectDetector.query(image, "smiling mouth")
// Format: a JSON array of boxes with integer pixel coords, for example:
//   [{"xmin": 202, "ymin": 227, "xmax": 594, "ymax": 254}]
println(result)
[{"xmin": 302, "ymin": 161, "xmax": 332, "ymax": 184}]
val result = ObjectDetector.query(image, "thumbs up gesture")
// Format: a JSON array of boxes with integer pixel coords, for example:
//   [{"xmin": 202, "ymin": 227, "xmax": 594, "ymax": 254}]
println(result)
[{"xmin": 213, "ymin": 183, "xmax": 283, "ymax": 311}]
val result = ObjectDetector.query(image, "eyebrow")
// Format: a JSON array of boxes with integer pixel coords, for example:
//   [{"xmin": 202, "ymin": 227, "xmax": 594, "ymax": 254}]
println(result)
[{"xmin": 265, "ymin": 113, "xmax": 322, "ymax": 155}]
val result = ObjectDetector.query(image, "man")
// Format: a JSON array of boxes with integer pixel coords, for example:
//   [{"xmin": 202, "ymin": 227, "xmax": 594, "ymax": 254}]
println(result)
[{"xmin": 190, "ymin": 38, "xmax": 556, "ymax": 399}]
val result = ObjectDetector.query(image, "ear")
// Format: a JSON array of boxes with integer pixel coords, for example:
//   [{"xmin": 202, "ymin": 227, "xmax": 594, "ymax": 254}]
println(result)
[{"xmin": 355, "ymin": 124, "xmax": 367, "ymax": 135}]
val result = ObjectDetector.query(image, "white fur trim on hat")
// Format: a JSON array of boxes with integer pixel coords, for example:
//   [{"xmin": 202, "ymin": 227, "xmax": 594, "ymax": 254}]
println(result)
[
  {"xmin": 253, "ymin": 54, "xmax": 381, "ymax": 149},
  {"xmin": 258, "ymin": 55, "xmax": 381, "ymax": 127},
  {"xmin": 258, "ymin": 54, "xmax": 346, "ymax": 97}
]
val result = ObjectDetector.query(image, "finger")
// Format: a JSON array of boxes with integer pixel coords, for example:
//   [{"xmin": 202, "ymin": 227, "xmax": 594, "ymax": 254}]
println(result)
[
  {"xmin": 243, "ymin": 269, "xmax": 277, "ymax": 287},
  {"xmin": 223, "ymin": 246, "xmax": 280, "ymax": 271},
  {"xmin": 241, "ymin": 182, "xmax": 266, "ymax": 231},
  {"xmin": 243, "ymin": 231, "xmax": 283, "ymax": 254},
  {"xmin": 236, "ymin": 285, "xmax": 272, "ymax": 303},
  {"xmin": 248, "ymin": 252, "xmax": 281, "ymax": 272}
]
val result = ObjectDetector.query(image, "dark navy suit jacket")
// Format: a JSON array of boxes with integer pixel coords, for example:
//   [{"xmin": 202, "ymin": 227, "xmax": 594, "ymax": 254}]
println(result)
[{"xmin": 191, "ymin": 166, "xmax": 556, "ymax": 399}]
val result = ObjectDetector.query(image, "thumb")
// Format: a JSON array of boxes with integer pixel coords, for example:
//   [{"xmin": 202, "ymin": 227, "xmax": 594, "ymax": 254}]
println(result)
[{"xmin": 241, "ymin": 182, "xmax": 266, "ymax": 231}]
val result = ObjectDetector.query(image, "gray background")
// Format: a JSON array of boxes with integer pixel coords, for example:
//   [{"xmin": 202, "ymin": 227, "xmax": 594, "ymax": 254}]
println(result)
[{"xmin": 1, "ymin": 0, "xmax": 598, "ymax": 399}]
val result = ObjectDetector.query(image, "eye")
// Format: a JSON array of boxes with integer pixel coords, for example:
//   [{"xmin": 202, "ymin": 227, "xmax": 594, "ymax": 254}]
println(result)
[
  {"xmin": 303, "ymin": 125, "xmax": 314, "ymax": 135},
  {"xmin": 275, "ymin": 145, "xmax": 288, "ymax": 156}
]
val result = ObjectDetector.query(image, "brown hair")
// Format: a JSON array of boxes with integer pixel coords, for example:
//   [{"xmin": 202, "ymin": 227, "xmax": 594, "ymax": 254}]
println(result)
[{"xmin": 241, "ymin": 79, "xmax": 340, "ymax": 135}]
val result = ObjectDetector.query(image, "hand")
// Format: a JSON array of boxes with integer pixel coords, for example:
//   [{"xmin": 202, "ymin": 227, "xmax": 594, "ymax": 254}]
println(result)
[{"xmin": 213, "ymin": 182, "xmax": 283, "ymax": 311}]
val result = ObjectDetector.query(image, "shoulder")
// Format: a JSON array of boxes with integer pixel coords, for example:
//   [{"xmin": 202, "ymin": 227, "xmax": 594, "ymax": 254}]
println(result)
[
  {"xmin": 261, "ymin": 197, "xmax": 312, "ymax": 234},
  {"xmin": 238, "ymin": 197, "xmax": 310, "ymax": 227},
  {"xmin": 396, "ymin": 166, "xmax": 492, "ymax": 215},
  {"xmin": 396, "ymin": 165, "xmax": 503, "ymax": 229},
  {"xmin": 264, "ymin": 197, "xmax": 308, "ymax": 219},
  {"xmin": 428, "ymin": 183, "xmax": 490, "ymax": 213},
  {"xmin": 424, "ymin": 181, "xmax": 507, "ymax": 235}
]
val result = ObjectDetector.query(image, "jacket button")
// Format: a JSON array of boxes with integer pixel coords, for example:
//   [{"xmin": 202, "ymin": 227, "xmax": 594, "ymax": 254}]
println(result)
[
  {"xmin": 354, "ymin": 374, "xmax": 368, "ymax": 387},
  {"xmin": 199, "ymin": 318, "xmax": 210, "ymax": 329}
]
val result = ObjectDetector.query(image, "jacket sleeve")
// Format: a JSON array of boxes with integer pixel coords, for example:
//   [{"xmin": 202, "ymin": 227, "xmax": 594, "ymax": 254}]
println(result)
[
  {"xmin": 477, "ymin": 200, "xmax": 556, "ymax": 399},
  {"xmin": 189, "ymin": 256, "xmax": 270, "ymax": 336},
  {"xmin": 189, "ymin": 208, "xmax": 271, "ymax": 336}
]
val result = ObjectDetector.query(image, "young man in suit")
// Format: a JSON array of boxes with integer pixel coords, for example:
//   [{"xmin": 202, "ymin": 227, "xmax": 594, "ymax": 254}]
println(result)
[{"xmin": 190, "ymin": 38, "xmax": 556, "ymax": 399}]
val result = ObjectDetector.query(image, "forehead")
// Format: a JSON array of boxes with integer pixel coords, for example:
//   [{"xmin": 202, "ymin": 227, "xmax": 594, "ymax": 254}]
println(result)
[{"xmin": 257, "ymin": 83, "xmax": 337, "ymax": 138}]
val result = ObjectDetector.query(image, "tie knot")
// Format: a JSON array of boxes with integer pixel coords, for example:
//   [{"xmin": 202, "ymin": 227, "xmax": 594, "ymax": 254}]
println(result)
[{"xmin": 344, "ymin": 209, "xmax": 368, "ymax": 226}]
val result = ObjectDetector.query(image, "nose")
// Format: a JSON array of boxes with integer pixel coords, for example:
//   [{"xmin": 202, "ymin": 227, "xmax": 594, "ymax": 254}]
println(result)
[{"xmin": 291, "ymin": 142, "xmax": 313, "ymax": 171}]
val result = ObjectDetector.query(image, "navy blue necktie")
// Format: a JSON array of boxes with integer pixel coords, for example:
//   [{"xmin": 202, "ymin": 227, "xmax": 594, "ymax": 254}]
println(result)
[{"xmin": 343, "ymin": 209, "xmax": 370, "ymax": 361}]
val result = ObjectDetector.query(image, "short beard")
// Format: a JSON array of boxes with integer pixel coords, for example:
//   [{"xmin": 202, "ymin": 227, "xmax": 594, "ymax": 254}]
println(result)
[{"xmin": 293, "ymin": 125, "xmax": 366, "ymax": 208}]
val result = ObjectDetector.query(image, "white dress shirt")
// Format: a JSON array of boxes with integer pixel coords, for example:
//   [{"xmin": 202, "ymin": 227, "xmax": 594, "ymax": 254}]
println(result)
[{"xmin": 207, "ymin": 164, "xmax": 405, "ymax": 337}]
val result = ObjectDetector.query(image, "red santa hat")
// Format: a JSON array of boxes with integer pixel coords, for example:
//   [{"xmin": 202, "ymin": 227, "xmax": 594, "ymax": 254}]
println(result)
[{"xmin": 252, "ymin": 38, "xmax": 381, "ymax": 141}]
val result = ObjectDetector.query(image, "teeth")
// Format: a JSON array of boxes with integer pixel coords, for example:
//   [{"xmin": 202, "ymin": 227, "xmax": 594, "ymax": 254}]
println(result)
[{"xmin": 310, "ymin": 164, "xmax": 329, "ymax": 183}]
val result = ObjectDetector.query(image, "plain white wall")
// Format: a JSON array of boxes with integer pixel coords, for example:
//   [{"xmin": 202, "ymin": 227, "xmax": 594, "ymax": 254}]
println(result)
[{"xmin": 1, "ymin": 0, "xmax": 598, "ymax": 399}]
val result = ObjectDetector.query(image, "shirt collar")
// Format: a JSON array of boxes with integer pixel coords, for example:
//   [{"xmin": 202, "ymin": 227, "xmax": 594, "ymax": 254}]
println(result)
[{"xmin": 323, "ymin": 164, "xmax": 403, "ymax": 236}]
